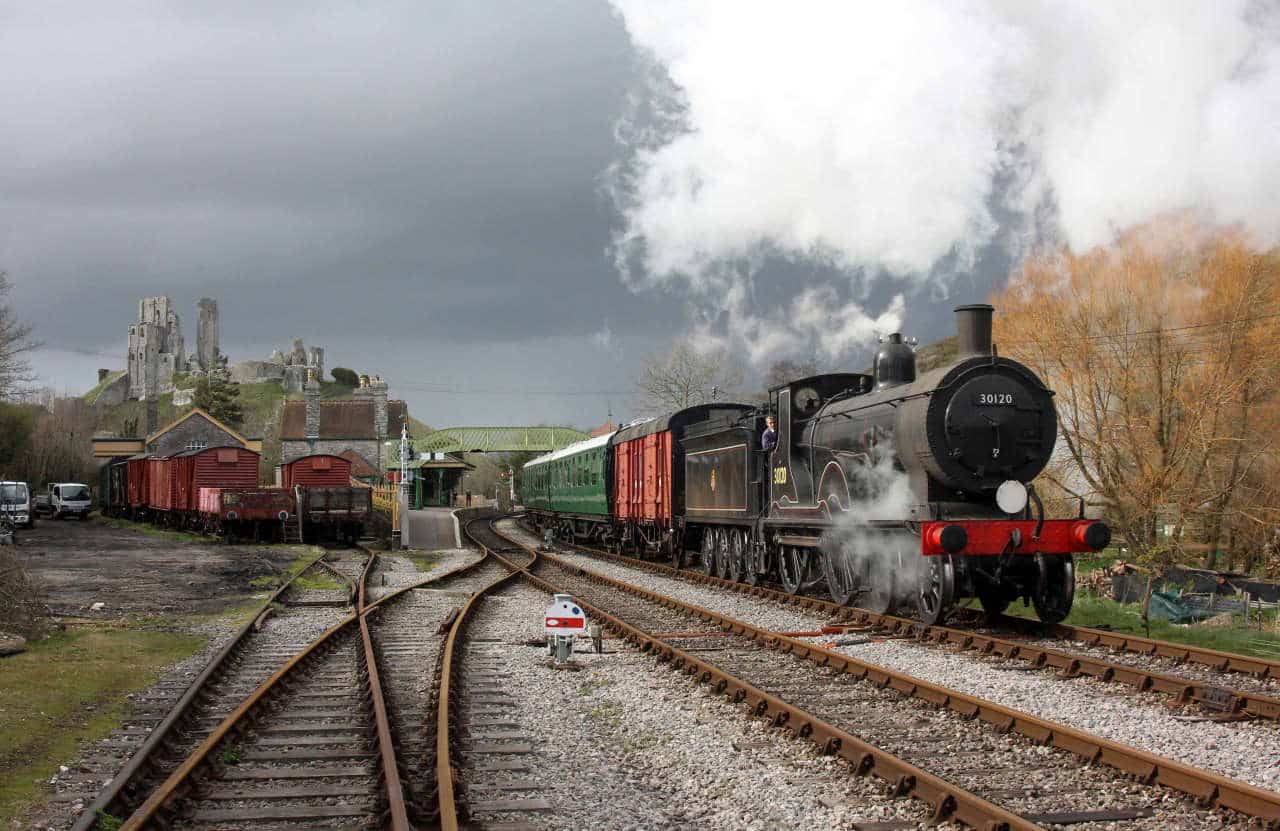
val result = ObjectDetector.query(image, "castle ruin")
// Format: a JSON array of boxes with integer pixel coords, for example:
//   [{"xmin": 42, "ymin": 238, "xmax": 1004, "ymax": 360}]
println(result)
[
  {"xmin": 127, "ymin": 297, "xmax": 188, "ymax": 399},
  {"xmin": 115, "ymin": 295, "xmax": 323, "ymax": 402},
  {"xmin": 196, "ymin": 297, "xmax": 220, "ymax": 372},
  {"xmin": 229, "ymin": 338, "xmax": 325, "ymax": 393}
]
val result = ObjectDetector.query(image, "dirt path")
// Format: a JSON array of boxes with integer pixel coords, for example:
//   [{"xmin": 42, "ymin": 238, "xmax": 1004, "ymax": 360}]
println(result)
[{"xmin": 12, "ymin": 518, "xmax": 304, "ymax": 617}]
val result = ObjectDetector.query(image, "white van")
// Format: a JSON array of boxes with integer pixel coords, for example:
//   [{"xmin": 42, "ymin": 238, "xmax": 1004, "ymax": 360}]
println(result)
[
  {"xmin": 0, "ymin": 481, "xmax": 33, "ymax": 529},
  {"xmin": 40, "ymin": 483, "xmax": 93, "ymax": 520}
]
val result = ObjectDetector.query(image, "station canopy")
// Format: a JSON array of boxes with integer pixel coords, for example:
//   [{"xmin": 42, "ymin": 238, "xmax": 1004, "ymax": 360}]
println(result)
[{"xmin": 412, "ymin": 426, "xmax": 587, "ymax": 454}]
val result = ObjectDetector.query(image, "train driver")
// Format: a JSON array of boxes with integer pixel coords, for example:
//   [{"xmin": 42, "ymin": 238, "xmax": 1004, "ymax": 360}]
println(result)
[{"xmin": 761, "ymin": 415, "xmax": 778, "ymax": 452}]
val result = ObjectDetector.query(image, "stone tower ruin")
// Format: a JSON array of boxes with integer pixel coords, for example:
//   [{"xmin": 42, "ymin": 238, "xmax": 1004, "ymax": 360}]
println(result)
[
  {"xmin": 196, "ymin": 297, "xmax": 220, "ymax": 371},
  {"xmin": 127, "ymin": 296, "xmax": 187, "ymax": 399}
]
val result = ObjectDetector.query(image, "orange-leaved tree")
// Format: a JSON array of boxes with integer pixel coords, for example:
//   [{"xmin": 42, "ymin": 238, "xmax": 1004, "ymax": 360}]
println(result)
[{"xmin": 992, "ymin": 217, "xmax": 1280, "ymax": 573}]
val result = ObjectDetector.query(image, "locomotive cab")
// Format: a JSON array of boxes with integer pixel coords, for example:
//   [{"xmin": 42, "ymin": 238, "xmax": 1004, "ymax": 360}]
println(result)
[{"xmin": 767, "ymin": 372, "xmax": 872, "ymax": 515}]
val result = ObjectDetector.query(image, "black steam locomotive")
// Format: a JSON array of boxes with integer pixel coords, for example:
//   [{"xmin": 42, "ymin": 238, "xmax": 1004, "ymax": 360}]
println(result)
[
  {"xmin": 526, "ymin": 304, "xmax": 1110, "ymax": 624},
  {"xmin": 696, "ymin": 304, "xmax": 1108, "ymax": 623}
]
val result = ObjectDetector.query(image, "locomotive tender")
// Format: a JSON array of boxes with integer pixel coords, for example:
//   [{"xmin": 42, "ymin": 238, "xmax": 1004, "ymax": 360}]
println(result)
[{"xmin": 523, "ymin": 304, "xmax": 1111, "ymax": 624}]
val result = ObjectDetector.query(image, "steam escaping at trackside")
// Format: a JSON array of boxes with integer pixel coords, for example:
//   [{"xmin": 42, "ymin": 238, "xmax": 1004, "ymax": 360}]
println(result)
[
  {"xmin": 820, "ymin": 456, "xmax": 921, "ymax": 609},
  {"xmin": 605, "ymin": 1, "xmax": 1280, "ymax": 363}
]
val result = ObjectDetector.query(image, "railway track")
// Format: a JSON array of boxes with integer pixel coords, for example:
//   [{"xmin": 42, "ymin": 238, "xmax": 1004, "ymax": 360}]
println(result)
[
  {"xmin": 75, "ymin": 540, "xmax": 499, "ymax": 830},
  {"xmin": 542, "ymin": 530, "xmax": 1280, "ymax": 723},
  {"xmin": 482, "ymin": 518, "xmax": 1280, "ymax": 830},
  {"xmin": 70, "ymin": 549, "xmax": 363, "ymax": 831}
]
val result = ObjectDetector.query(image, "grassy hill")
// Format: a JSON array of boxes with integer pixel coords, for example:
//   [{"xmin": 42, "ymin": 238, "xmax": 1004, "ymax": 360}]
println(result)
[
  {"xmin": 87, "ymin": 379, "xmax": 360, "ymax": 439},
  {"xmin": 915, "ymin": 335, "xmax": 958, "ymax": 373}
]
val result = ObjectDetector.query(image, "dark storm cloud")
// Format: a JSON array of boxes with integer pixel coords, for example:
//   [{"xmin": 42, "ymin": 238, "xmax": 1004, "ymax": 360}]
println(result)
[
  {"xmin": 2, "ymin": 1, "xmax": 995, "ymax": 426},
  {"xmin": 1, "ymin": 0, "xmax": 672, "ymax": 363}
]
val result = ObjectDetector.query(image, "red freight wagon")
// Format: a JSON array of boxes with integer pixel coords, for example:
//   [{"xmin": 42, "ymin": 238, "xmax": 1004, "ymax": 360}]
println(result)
[
  {"xmin": 610, "ymin": 404, "xmax": 756, "ymax": 559},
  {"xmin": 198, "ymin": 487, "xmax": 294, "ymax": 522},
  {"xmin": 614, "ymin": 429, "xmax": 672, "ymax": 525},
  {"xmin": 278, "ymin": 454, "xmax": 352, "ymax": 489},
  {"xmin": 148, "ymin": 457, "xmax": 180, "ymax": 512},
  {"xmin": 175, "ymin": 446, "xmax": 261, "ymax": 512},
  {"xmin": 126, "ymin": 455, "xmax": 150, "ymax": 509}
]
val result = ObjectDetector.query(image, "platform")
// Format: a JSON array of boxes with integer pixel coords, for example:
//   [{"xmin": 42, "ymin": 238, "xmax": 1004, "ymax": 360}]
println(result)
[{"xmin": 403, "ymin": 507, "xmax": 461, "ymax": 550}]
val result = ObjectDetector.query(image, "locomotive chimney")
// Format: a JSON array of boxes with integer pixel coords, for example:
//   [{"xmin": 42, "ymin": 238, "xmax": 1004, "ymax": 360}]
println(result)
[{"xmin": 955, "ymin": 304, "xmax": 994, "ymax": 358}]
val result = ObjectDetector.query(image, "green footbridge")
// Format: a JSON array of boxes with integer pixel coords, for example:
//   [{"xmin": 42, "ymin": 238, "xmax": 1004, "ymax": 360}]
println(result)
[{"xmin": 412, "ymin": 426, "xmax": 587, "ymax": 454}]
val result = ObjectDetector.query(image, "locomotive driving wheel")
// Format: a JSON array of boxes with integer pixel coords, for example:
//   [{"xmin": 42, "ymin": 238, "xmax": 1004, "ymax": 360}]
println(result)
[
  {"xmin": 699, "ymin": 531, "xmax": 716, "ymax": 576},
  {"xmin": 1032, "ymin": 554, "xmax": 1074, "ymax": 623},
  {"xmin": 724, "ymin": 529, "xmax": 744, "ymax": 583},
  {"xmin": 916, "ymin": 555, "xmax": 956, "ymax": 625},
  {"xmin": 821, "ymin": 545, "xmax": 859, "ymax": 606},
  {"xmin": 861, "ymin": 553, "xmax": 895, "ymax": 614},
  {"xmin": 741, "ymin": 532, "xmax": 760, "ymax": 587},
  {"xmin": 778, "ymin": 545, "xmax": 807, "ymax": 594},
  {"xmin": 713, "ymin": 529, "xmax": 732, "ymax": 580}
]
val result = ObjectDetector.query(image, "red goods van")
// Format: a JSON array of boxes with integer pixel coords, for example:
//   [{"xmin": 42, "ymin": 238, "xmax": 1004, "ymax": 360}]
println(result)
[
  {"xmin": 614, "ymin": 430, "xmax": 672, "ymax": 525},
  {"xmin": 278, "ymin": 454, "xmax": 352, "ymax": 489},
  {"xmin": 148, "ymin": 457, "xmax": 180, "ymax": 512},
  {"xmin": 177, "ymin": 447, "xmax": 260, "ymax": 512},
  {"xmin": 126, "ymin": 455, "xmax": 150, "ymax": 509}
]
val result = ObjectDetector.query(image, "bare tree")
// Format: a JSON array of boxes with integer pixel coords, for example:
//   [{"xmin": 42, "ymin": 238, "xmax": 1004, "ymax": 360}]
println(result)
[
  {"xmin": 634, "ymin": 340, "xmax": 745, "ymax": 415},
  {"xmin": 0, "ymin": 272, "xmax": 38, "ymax": 400},
  {"xmin": 756, "ymin": 358, "xmax": 821, "ymax": 403},
  {"xmin": 10, "ymin": 394, "xmax": 97, "ymax": 486}
]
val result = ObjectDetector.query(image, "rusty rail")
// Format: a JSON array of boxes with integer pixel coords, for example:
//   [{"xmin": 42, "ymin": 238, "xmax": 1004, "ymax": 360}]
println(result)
[
  {"xmin": 360, "ymin": 608, "xmax": 412, "ymax": 830},
  {"xmin": 493, "ymin": 521, "xmax": 1280, "ymax": 826},
  {"xmin": 1025, "ymin": 618, "xmax": 1280, "ymax": 680},
  {"xmin": 71, "ymin": 548, "xmax": 330, "ymax": 831},
  {"xmin": 111, "ymin": 547, "xmax": 499, "ymax": 830},
  {"xmin": 118, "ymin": 613, "xmax": 361, "ymax": 830},
  {"xmin": 428, "ymin": 517, "xmax": 537, "ymax": 830},
  {"xmin": 555, "ymin": 533, "xmax": 1280, "ymax": 721}
]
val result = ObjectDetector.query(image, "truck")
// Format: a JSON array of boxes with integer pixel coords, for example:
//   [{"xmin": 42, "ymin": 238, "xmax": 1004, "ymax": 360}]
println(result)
[
  {"xmin": 0, "ymin": 481, "xmax": 34, "ymax": 529},
  {"xmin": 35, "ymin": 482, "xmax": 93, "ymax": 520}
]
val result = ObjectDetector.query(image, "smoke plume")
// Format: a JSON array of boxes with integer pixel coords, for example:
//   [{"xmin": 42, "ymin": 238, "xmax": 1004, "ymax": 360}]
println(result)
[{"xmin": 606, "ymin": 0, "xmax": 1280, "ymax": 362}]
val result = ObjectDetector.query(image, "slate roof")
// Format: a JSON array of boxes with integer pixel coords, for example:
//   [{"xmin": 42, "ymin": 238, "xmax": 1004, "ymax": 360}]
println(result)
[
  {"xmin": 280, "ymin": 399, "xmax": 408, "ymax": 440},
  {"xmin": 337, "ymin": 449, "xmax": 378, "ymax": 478}
]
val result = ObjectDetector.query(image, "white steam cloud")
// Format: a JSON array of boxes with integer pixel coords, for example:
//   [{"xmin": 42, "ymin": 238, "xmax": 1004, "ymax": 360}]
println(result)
[{"xmin": 606, "ymin": 0, "xmax": 1280, "ymax": 362}]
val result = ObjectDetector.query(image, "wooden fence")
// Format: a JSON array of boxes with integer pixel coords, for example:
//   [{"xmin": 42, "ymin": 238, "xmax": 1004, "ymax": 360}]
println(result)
[{"xmin": 357, "ymin": 478, "xmax": 400, "ymax": 532}]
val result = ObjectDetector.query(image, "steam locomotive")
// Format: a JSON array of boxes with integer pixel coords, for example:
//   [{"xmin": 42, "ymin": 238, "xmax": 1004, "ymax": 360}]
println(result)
[{"xmin": 523, "ymin": 304, "xmax": 1110, "ymax": 624}]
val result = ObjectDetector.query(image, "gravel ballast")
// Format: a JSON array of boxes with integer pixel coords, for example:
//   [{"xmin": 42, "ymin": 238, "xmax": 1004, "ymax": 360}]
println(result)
[
  {"xmin": 365, "ymin": 548, "xmax": 484, "ymax": 600},
  {"xmin": 459, "ymin": 582, "xmax": 943, "ymax": 831},
  {"xmin": 494, "ymin": 521, "xmax": 1280, "ymax": 796}
]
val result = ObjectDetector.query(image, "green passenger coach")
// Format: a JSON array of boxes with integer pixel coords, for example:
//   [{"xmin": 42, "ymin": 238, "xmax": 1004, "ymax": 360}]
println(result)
[{"xmin": 521, "ymin": 433, "xmax": 612, "ymax": 519}]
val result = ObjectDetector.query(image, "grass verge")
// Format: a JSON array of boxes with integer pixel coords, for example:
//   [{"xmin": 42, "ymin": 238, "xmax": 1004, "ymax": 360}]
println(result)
[
  {"xmin": 1007, "ymin": 593, "xmax": 1280, "ymax": 660},
  {"xmin": 91, "ymin": 515, "xmax": 206, "ymax": 544},
  {"xmin": 0, "ymin": 628, "xmax": 206, "ymax": 826},
  {"xmin": 408, "ymin": 552, "xmax": 445, "ymax": 573},
  {"xmin": 248, "ymin": 547, "xmax": 328, "ymax": 591}
]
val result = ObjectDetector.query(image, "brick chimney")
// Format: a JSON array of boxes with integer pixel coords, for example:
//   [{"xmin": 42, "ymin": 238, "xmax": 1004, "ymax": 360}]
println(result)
[
  {"xmin": 369, "ymin": 376, "xmax": 389, "ymax": 440},
  {"xmin": 304, "ymin": 370, "xmax": 321, "ymax": 442}
]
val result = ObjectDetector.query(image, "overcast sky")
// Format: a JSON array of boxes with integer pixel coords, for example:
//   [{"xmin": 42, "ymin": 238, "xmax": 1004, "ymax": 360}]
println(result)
[{"xmin": 10, "ymin": 2, "xmax": 1272, "ymax": 429}]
